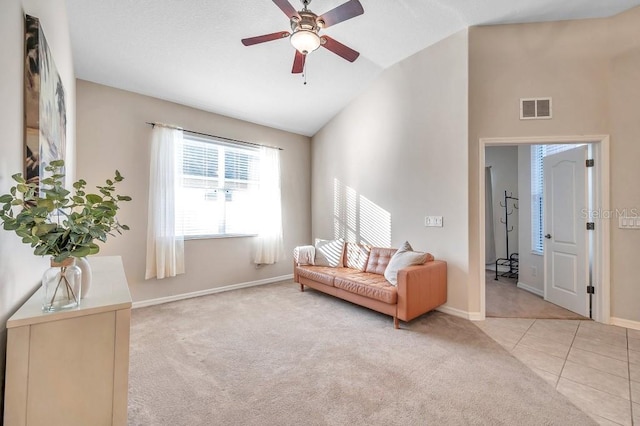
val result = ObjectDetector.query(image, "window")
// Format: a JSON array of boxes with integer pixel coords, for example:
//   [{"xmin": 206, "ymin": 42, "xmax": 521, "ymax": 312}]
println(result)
[
  {"xmin": 176, "ymin": 135, "xmax": 260, "ymax": 237},
  {"xmin": 530, "ymin": 144, "xmax": 583, "ymax": 254}
]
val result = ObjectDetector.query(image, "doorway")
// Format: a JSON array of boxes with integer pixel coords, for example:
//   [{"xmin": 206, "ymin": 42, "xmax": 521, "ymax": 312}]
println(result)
[{"xmin": 478, "ymin": 135, "xmax": 611, "ymax": 324}]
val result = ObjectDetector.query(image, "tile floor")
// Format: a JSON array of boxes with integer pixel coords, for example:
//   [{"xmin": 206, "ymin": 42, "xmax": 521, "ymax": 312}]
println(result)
[{"xmin": 475, "ymin": 318, "xmax": 640, "ymax": 426}]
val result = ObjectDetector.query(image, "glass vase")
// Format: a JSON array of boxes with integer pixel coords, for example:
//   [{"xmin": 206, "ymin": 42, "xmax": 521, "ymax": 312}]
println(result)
[{"xmin": 42, "ymin": 257, "xmax": 82, "ymax": 312}]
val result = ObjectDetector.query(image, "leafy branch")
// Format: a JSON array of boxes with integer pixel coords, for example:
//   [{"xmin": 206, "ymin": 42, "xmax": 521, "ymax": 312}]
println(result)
[{"xmin": 0, "ymin": 160, "xmax": 131, "ymax": 263}]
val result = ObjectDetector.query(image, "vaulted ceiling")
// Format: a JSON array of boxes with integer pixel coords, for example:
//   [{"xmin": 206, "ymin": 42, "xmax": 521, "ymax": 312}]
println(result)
[{"xmin": 65, "ymin": 0, "xmax": 640, "ymax": 136}]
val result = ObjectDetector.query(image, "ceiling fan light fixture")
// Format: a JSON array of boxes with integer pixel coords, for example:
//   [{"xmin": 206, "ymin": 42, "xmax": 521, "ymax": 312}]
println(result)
[{"xmin": 290, "ymin": 29, "xmax": 320, "ymax": 54}]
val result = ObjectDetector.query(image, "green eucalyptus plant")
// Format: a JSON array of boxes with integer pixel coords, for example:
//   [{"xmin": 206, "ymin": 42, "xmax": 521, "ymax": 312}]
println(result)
[{"xmin": 0, "ymin": 160, "xmax": 131, "ymax": 263}]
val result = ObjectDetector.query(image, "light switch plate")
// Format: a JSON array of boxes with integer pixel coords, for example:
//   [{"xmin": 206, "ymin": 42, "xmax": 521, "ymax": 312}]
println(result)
[
  {"xmin": 619, "ymin": 216, "xmax": 640, "ymax": 229},
  {"xmin": 425, "ymin": 216, "xmax": 443, "ymax": 227}
]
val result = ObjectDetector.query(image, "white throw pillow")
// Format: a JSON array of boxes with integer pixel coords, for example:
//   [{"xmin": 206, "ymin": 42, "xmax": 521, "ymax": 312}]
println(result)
[
  {"xmin": 384, "ymin": 241, "xmax": 428, "ymax": 286},
  {"xmin": 314, "ymin": 238, "xmax": 345, "ymax": 267}
]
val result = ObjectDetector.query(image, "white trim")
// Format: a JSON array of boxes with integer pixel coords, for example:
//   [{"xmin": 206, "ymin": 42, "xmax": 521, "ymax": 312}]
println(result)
[
  {"xmin": 479, "ymin": 143, "xmax": 487, "ymax": 321},
  {"xmin": 610, "ymin": 317, "xmax": 640, "ymax": 331},
  {"xmin": 480, "ymin": 135, "xmax": 607, "ymax": 145},
  {"xmin": 517, "ymin": 282, "xmax": 544, "ymax": 297},
  {"xmin": 468, "ymin": 311, "xmax": 484, "ymax": 321},
  {"xmin": 595, "ymin": 138, "xmax": 611, "ymax": 324},
  {"xmin": 132, "ymin": 274, "xmax": 294, "ymax": 309},
  {"xmin": 478, "ymin": 135, "xmax": 611, "ymax": 324},
  {"xmin": 437, "ymin": 305, "xmax": 483, "ymax": 321}
]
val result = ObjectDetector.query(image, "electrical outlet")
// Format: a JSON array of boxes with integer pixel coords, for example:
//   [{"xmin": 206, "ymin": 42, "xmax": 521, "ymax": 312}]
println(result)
[
  {"xmin": 424, "ymin": 216, "xmax": 443, "ymax": 227},
  {"xmin": 531, "ymin": 266, "xmax": 537, "ymax": 277}
]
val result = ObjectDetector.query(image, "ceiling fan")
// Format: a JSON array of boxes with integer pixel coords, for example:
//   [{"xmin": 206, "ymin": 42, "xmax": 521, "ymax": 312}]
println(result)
[{"xmin": 241, "ymin": 0, "xmax": 364, "ymax": 74}]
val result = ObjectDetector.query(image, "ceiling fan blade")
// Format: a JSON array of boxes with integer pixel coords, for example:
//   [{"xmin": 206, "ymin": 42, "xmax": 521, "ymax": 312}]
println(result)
[
  {"xmin": 319, "ymin": 0, "xmax": 364, "ymax": 28},
  {"xmin": 292, "ymin": 51, "xmax": 306, "ymax": 74},
  {"xmin": 320, "ymin": 36, "xmax": 360, "ymax": 62},
  {"xmin": 241, "ymin": 31, "xmax": 290, "ymax": 46},
  {"xmin": 272, "ymin": 0, "xmax": 299, "ymax": 19}
]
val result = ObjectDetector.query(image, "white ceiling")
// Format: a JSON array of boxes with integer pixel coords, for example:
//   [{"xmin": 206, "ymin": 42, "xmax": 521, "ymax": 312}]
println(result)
[{"xmin": 65, "ymin": 0, "xmax": 640, "ymax": 137}]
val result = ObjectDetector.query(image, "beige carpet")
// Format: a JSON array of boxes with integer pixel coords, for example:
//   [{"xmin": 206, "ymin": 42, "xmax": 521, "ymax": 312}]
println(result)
[
  {"xmin": 486, "ymin": 271, "xmax": 587, "ymax": 320},
  {"xmin": 128, "ymin": 281, "xmax": 595, "ymax": 425}
]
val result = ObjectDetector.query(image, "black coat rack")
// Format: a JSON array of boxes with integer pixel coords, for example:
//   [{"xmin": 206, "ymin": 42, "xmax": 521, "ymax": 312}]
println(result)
[{"xmin": 495, "ymin": 191, "xmax": 519, "ymax": 280}]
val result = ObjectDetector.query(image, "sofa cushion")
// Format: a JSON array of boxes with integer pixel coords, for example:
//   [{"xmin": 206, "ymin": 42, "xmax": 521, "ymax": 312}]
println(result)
[
  {"xmin": 296, "ymin": 266, "xmax": 353, "ymax": 287},
  {"xmin": 384, "ymin": 241, "xmax": 429, "ymax": 286},
  {"xmin": 365, "ymin": 247, "xmax": 397, "ymax": 275},
  {"xmin": 344, "ymin": 242, "xmax": 371, "ymax": 271},
  {"xmin": 314, "ymin": 238, "xmax": 345, "ymax": 267},
  {"xmin": 334, "ymin": 272, "xmax": 398, "ymax": 304}
]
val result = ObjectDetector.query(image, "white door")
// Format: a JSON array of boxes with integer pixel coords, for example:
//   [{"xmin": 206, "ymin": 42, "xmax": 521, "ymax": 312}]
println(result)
[{"xmin": 544, "ymin": 146, "xmax": 589, "ymax": 316}]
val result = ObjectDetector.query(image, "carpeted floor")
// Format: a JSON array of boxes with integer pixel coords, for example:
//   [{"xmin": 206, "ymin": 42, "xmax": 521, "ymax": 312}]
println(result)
[
  {"xmin": 486, "ymin": 271, "xmax": 587, "ymax": 320},
  {"xmin": 128, "ymin": 281, "xmax": 596, "ymax": 425}
]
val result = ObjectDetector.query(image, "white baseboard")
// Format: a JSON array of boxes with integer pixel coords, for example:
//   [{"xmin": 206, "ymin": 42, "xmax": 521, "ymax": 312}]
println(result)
[
  {"xmin": 517, "ymin": 282, "xmax": 544, "ymax": 297},
  {"xmin": 132, "ymin": 274, "xmax": 294, "ymax": 309},
  {"xmin": 468, "ymin": 311, "xmax": 484, "ymax": 321},
  {"xmin": 437, "ymin": 305, "xmax": 483, "ymax": 321},
  {"xmin": 610, "ymin": 317, "xmax": 640, "ymax": 331}
]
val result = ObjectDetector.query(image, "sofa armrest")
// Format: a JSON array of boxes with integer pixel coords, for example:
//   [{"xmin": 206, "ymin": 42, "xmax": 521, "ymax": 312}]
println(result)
[{"xmin": 396, "ymin": 260, "xmax": 447, "ymax": 322}]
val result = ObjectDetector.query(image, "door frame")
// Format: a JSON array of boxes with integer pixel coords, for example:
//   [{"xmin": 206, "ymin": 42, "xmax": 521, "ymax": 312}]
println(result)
[{"xmin": 478, "ymin": 135, "xmax": 610, "ymax": 323}]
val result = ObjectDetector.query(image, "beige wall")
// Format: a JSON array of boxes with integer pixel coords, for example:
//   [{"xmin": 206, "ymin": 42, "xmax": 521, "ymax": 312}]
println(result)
[
  {"xmin": 485, "ymin": 146, "xmax": 519, "ymax": 264},
  {"xmin": 75, "ymin": 80, "xmax": 311, "ymax": 302},
  {"xmin": 608, "ymin": 7, "xmax": 640, "ymax": 323},
  {"xmin": 0, "ymin": 0, "xmax": 76, "ymax": 415},
  {"xmin": 469, "ymin": 18, "xmax": 610, "ymax": 315},
  {"xmin": 312, "ymin": 30, "xmax": 470, "ymax": 314},
  {"xmin": 469, "ymin": 7, "xmax": 640, "ymax": 322}
]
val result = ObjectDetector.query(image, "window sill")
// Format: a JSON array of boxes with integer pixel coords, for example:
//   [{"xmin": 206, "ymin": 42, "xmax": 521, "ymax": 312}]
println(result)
[
  {"xmin": 531, "ymin": 250, "xmax": 543, "ymax": 257},
  {"xmin": 184, "ymin": 234, "xmax": 257, "ymax": 241}
]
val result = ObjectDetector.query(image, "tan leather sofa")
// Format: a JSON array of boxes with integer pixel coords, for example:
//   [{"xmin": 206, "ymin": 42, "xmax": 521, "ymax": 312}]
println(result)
[{"xmin": 293, "ymin": 243, "xmax": 447, "ymax": 328}]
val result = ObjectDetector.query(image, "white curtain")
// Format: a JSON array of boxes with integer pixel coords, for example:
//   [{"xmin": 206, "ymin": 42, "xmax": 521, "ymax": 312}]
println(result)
[
  {"xmin": 145, "ymin": 125, "xmax": 185, "ymax": 279},
  {"xmin": 485, "ymin": 166, "xmax": 497, "ymax": 265},
  {"xmin": 253, "ymin": 147, "xmax": 285, "ymax": 265}
]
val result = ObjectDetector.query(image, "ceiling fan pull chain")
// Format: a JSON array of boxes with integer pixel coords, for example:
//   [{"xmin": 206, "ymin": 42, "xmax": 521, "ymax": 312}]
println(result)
[{"xmin": 303, "ymin": 58, "xmax": 308, "ymax": 85}]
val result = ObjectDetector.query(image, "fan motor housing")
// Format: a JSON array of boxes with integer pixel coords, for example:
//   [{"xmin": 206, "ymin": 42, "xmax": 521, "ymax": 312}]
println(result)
[{"xmin": 291, "ymin": 11, "xmax": 322, "ymax": 33}]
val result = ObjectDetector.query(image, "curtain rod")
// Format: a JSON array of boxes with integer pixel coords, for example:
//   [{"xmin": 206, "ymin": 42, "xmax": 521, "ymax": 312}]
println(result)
[{"xmin": 146, "ymin": 122, "xmax": 283, "ymax": 151}]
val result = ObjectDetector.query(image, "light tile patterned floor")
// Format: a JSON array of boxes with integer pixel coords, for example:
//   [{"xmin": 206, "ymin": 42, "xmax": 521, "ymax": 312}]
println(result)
[{"xmin": 475, "ymin": 318, "xmax": 639, "ymax": 426}]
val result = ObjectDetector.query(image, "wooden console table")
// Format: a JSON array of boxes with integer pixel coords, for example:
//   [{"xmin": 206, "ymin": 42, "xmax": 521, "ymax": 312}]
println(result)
[{"xmin": 4, "ymin": 256, "xmax": 132, "ymax": 426}]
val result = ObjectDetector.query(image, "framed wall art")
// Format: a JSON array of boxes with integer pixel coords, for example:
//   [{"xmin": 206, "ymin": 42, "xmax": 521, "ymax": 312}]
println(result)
[{"xmin": 24, "ymin": 14, "xmax": 67, "ymax": 189}]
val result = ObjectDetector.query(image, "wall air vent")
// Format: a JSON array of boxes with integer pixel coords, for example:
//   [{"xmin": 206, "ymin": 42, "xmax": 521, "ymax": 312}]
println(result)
[{"xmin": 520, "ymin": 98, "xmax": 552, "ymax": 120}]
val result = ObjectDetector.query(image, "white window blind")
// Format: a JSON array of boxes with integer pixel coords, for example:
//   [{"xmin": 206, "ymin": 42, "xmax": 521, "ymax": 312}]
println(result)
[
  {"xmin": 531, "ymin": 144, "xmax": 584, "ymax": 253},
  {"xmin": 176, "ymin": 135, "xmax": 260, "ymax": 237}
]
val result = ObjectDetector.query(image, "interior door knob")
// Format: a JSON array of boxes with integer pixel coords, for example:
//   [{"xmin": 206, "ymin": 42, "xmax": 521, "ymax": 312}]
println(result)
[{"xmin": 545, "ymin": 234, "xmax": 552, "ymax": 239}]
